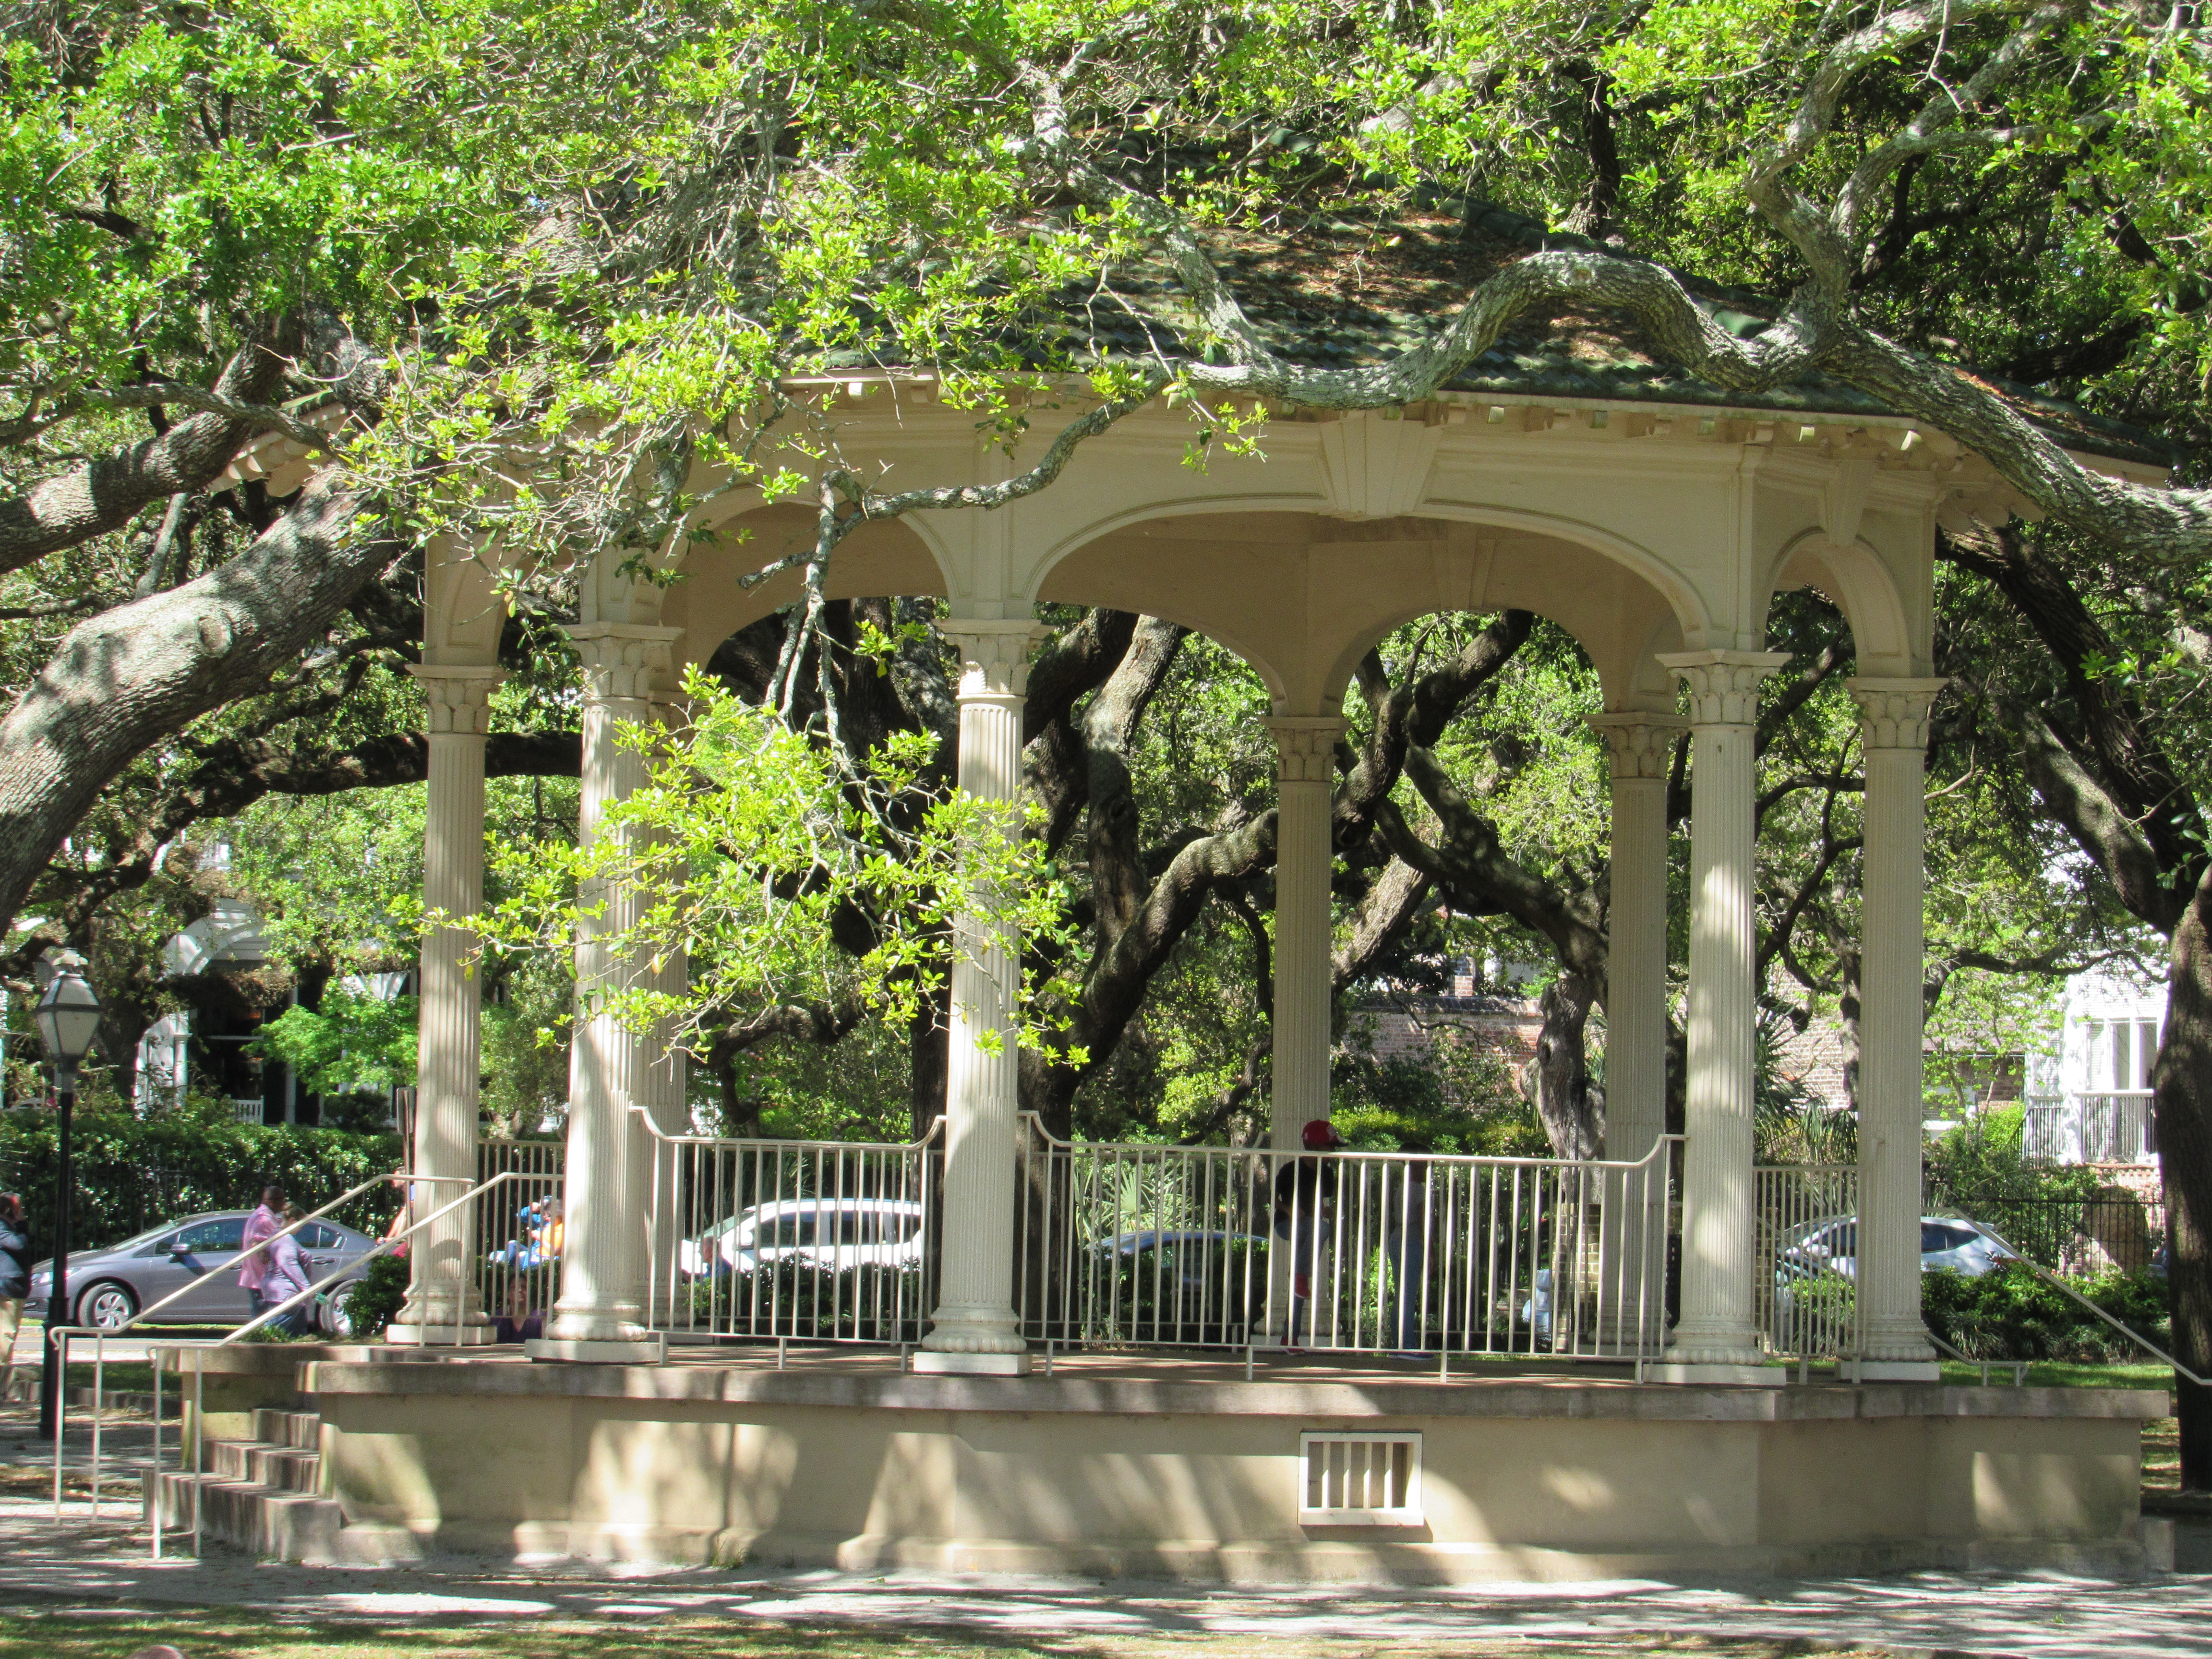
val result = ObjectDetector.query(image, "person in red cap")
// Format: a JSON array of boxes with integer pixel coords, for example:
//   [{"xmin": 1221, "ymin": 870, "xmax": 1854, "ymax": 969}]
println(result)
[{"xmin": 1272, "ymin": 1118, "xmax": 1342, "ymax": 1350}]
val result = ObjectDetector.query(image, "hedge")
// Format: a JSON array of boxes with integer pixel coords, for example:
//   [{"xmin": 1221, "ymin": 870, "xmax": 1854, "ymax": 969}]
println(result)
[
  {"xmin": 0, "ymin": 1107, "xmax": 404, "ymax": 1261},
  {"xmin": 1921, "ymin": 1260, "xmax": 2171, "ymax": 1363}
]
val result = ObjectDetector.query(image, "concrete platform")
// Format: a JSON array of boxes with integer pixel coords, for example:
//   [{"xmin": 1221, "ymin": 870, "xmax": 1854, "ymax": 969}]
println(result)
[{"xmin": 296, "ymin": 1346, "xmax": 2171, "ymax": 1582}]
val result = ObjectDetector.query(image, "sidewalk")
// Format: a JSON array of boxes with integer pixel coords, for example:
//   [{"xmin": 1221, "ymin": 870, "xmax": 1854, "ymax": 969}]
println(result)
[{"xmin": 4, "ymin": 1401, "xmax": 2206, "ymax": 1659}]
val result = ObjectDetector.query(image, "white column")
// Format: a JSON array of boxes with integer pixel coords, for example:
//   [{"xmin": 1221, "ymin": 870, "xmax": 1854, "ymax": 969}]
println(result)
[
  {"xmin": 389, "ymin": 666, "xmax": 505, "ymax": 1345},
  {"xmin": 1656, "ymin": 649, "xmax": 1789, "ymax": 1380},
  {"xmin": 916, "ymin": 618, "xmax": 1048, "ymax": 1375},
  {"xmin": 539, "ymin": 623, "xmax": 680, "ymax": 1358},
  {"xmin": 1852, "ymin": 677, "xmax": 1947, "ymax": 1380},
  {"xmin": 1265, "ymin": 717, "xmax": 1346, "ymax": 1153},
  {"xmin": 1587, "ymin": 715, "xmax": 1682, "ymax": 1165},
  {"xmin": 1588, "ymin": 713, "xmax": 1682, "ymax": 1351}
]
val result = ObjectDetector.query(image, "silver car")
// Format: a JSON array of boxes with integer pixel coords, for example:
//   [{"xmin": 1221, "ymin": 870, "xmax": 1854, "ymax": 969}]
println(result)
[
  {"xmin": 26, "ymin": 1210, "xmax": 379, "ymax": 1333},
  {"xmin": 1778, "ymin": 1214, "xmax": 2019, "ymax": 1281}
]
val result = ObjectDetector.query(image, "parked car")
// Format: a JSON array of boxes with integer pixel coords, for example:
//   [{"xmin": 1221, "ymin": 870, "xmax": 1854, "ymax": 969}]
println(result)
[
  {"xmin": 1776, "ymin": 1214, "xmax": 2019, "ymax": 1282},
  {"xmin": 679, "ymin": 1196, "xmax": 926, "ymax": 1278},
  {"xmin": 25, "ymin": 1210, "xmax": 380, "ymax": 1334}
]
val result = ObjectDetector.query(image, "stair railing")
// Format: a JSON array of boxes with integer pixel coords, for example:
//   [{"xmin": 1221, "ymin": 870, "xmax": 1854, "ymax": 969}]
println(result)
[
  {"xmin": 46, "ymin": 1168, "xmax": 555, "ymax": 1560},
  {"xmin": 36, "ymin": 1166, "xmax": 442, "ymax": 1530}
]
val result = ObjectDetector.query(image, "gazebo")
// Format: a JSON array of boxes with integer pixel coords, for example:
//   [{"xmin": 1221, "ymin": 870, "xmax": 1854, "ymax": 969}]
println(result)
[{"xmin": 219, "ymin": 209, "xmax": 2174, "ymax": 1576}]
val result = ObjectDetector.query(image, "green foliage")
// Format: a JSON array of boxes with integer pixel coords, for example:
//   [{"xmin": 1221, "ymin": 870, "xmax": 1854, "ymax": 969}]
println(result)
[
  {"xmin": 1923, "ymin": 1263, "xmax": 2171, "ymax": 1364},
  {"xmin": 1332, "ymin": 1026, "xmax": 1546, "ymax": 1157},
  {"xmin": 478, "ymin": 667, "xmax": 1087, "ymax": 1077},
  {"xmin": 251, "ymin": 987, "xmax": 418, "ymax": 1098},
  {"xmin": 340, "ymin": 1251, "xmax": 410, "ymax": 1341},
  {"xmin": 1926, "ymin": 1108, "xmax": 2104, "ymax": 1210},
  {"xmin": 0, "ymin": 1106, "xmax": 401, "ymax": 1261}
]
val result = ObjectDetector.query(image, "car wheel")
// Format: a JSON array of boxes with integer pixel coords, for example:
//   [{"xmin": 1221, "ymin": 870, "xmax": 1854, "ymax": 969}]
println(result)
[
  {"xmin": 320, "ymin": 1289, "xmax": 357, "ymax": 1339},
  {"xmin": 76, "ymin": 1282, "xmax": 137, "ymax": 1330}
]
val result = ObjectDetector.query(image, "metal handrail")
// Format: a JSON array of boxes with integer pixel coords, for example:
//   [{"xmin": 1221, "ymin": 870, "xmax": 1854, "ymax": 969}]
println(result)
[
  {"xmin": 1962, "ymin": 1218, "xmax": 2208, "ymax": 1387},
  {"xmin": 44, "ymin": 1167, "xmax": 461, "ymax": 1340},
  {"xmin": 1924, "ymin": 1327, "xmax": 2028, "ymax": 1387},
  {"xmin": 46, "ymin": 1166, "xmax": 556, "ymax": 1555}
]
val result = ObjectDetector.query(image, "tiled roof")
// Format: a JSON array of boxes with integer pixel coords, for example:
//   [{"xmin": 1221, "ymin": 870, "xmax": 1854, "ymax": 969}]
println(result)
[{"xmin": 842, "ymin": 194, "xmax": 2170, "ymax": 469}]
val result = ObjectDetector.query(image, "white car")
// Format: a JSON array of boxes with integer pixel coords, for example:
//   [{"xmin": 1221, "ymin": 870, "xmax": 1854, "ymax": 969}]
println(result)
[
  {"xmin": 679, "ymin": 1196, "xmax": 926, "ymax": 1279},
  {"xmin": 1778, "ymin": 1214, "xmax": 2018, "ymax": 1281}
]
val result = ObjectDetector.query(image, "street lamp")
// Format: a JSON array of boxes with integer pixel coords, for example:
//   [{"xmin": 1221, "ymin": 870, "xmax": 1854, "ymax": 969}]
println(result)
[{"xmin": 34, "ymin": 953, "xmax": 100, "ymax": 1440}]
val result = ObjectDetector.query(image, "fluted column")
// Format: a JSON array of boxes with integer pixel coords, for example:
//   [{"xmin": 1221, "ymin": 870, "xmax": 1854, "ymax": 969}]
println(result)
[
  {"xmin": 1656, "ymin": 649, "xmax": 1789, "ymax": 1379},
  {"xmin": 541, "ymin": 623, "xmax": 680, "ymax": 1355},
  {"xmin": 1588, "ymin": 713, "xmax": 1683, "ymax": 1350},
  {"xmin": 1852, "ymin": 677, "xmax": 1947, "ymax": 1379},
  {"xmin": 1265, "ymin": 718, "xmax": 1346, "ymax": 1153},
  {"xmin": 917, "ymin": 618, "xmax": 1048, "ymax": 1374},
  {"xmin": 389, "ymin": 666, "xmax": 505, "ymax": 1345}
]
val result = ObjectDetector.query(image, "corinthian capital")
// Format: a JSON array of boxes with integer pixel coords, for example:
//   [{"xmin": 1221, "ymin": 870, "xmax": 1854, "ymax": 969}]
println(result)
[
  {"xmin": 942, "ymin": 619, "xmax": 1051, "ymax": 701},
  {"xmin": 1586, "ymin": 712, "xmax": 1685, "ymax": 781},
  {"xmin": 410, "ymin": 665, "xmax": 507, "ymax": 737},
  {"xmin": 1262, "ymin": 716, "xmax": 1347, "ymax": 784},
  {"xmin": 1849, "ymin": 677, "xmax": 1948, "ymax": 749},
  {"xmin": 1659, "ymin": 649, "xmax": 1793, "ymax": 727},
  {"xmin": 567, "ymin": 623, "xmax": 681, "ymax": 707}
]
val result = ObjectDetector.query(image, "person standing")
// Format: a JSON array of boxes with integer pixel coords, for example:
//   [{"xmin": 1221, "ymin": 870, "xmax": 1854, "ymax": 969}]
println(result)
[
  {"xmin": 1273, "ymin": 1120, "xmax": 1342, "ymax": 1350},
  {"xmin": 237, "ymin": 1184, "xmax": 285, "ymax": 1321},
  {"xmin": 0, "ymin": 1194, "xmax": 28, "ymax": 1397},
  {"xmin": 261, "ymin": 1204, "xmax": 315, "ymax": 1335},
  {"xmin": 1382, "ymin": 1156, "xmax": 1433, "ymax": 1358}
]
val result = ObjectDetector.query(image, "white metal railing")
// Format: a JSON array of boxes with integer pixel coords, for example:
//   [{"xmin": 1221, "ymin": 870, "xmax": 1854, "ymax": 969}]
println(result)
[
  {"xmin": 2025, "ymin": 1090, "xmax": 2157, "ymax": 1166},
  {"xmin": 637, "ymin": 1111, "xmax": 942, "ymax": 1347},
  {"xmin": 1014, "ymin": 1123, "xmax": 1680, "ymax": 1364},
  {"xmin": 1754, "ymin": 1164, "xmax": 1860, "ymax": 1362},
  {"xmin": 48, "ymin": 1166, "xmax": 555, "ymax": 1557},
  {"xmin": 475, "ymin": 1140, "xmax": 565, "ymax": 1336}
]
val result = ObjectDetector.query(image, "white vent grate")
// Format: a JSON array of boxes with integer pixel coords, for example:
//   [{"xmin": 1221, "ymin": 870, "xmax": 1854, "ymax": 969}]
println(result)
[{"xmin": 1298, "ymin": 1432, "xmax": 1422, "ymax": 1526}]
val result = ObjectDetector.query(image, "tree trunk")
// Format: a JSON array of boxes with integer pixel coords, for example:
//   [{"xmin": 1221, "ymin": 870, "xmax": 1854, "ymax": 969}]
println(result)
[
  {"xmin": 2156, "ymin": 861, "xmax": 2212, "ymax": 1491},
  {"xmin": 1521, "ymin": 969, "xmax": 1604, "ymax": 1159},
  {"xmin": 909, "ymin": 971, "xmax": 950, "ymax": 1142},
  {"xmin": 0, "ymin": 477, "xmax": 393, "ymax": 935}
]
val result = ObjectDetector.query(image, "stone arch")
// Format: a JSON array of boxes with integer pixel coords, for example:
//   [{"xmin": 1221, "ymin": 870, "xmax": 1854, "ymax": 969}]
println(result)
[
  {"xmin": 659, "ymin": 502, "xmax": 953, "ymax": 674},
  {"xmin": 1764, "ymin": 529, "xmax": 1918, "ymax": 677}
]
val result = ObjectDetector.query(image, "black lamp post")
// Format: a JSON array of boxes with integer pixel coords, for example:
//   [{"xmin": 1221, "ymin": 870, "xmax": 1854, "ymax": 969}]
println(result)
[{"xmin": 34, "ymin": 953, "xmax": 100, "ymax": 1440}]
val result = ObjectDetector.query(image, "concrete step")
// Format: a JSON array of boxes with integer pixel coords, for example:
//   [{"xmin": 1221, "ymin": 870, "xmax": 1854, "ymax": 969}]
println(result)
[
  {"xmin": 141, "ymin": 1408, "xmax": 415, "ymax": 1565},
  {"xmin": 252, "ymin": 1408, "xmax": 322, "ymax": 1451},
  {"xmin": 144, "ymin": 1466, "xmax": 350, "ymax": 1563},
  {"xmin": 207, "ymin": 1438, "xmax": 322, "ymax": 1494}
]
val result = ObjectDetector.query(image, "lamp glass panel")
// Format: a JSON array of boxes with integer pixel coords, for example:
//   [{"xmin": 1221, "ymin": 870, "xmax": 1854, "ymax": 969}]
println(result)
[{"xmin": 35, "ymin": 975, "xmax": 102, "ymax": 1064}]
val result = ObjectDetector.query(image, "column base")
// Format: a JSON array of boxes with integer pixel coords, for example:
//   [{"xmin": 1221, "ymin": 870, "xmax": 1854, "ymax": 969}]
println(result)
[
  {"xmin": 1850, "ymin": 1359, "xmax": 1943, "ymax": 1383},
  {"xmin": 911, "ymin": 1350, "xmax": 1031, "ymax": 1376},
  {"xmin": 384, "ymin": 1322, "xmax": 499, "ymax": 1347},
  {"xmin": 524, "ymin": 1335, "xmax": 668, "ymax": 1365},
  {"xmin": 1650, "ymin": 1362, "xmax": 1788, "ymax": 1386}
]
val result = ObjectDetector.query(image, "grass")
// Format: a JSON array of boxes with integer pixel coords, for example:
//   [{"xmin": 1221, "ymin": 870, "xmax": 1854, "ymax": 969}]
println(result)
[
  {"xmin": 1937, "ymin": 1358, "xmax": 2173, "ymax": 1389},
  {"xmin": 0, "ymin": 1606, "xmax": 1894, "ymax": 1659}
]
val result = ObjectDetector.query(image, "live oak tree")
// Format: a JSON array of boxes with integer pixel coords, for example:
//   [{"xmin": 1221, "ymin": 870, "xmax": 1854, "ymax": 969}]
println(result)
[{"xmin": 11, "ymin": 0, "xmax": 2212, "ymax": 1475}]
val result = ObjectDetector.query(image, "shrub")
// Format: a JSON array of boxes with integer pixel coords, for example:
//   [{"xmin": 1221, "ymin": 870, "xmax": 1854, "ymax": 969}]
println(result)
[
  {"xmin": 1922, "ymin": 1262, "xmax": 2170, "ymax": 1362},
  {"xmin": 342, "ymin": 1252, "xmax": 411, "ymax": 1340},
  {"xmin": 0, "ymin": 1104, "xmax": 402, "ymax": 1260}
]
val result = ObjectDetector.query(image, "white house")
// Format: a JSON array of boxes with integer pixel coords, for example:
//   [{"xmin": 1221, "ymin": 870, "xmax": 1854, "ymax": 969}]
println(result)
[{"xmin": 2025, "ymin": 962, "xmax": 2163, "ymax": 1170}]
